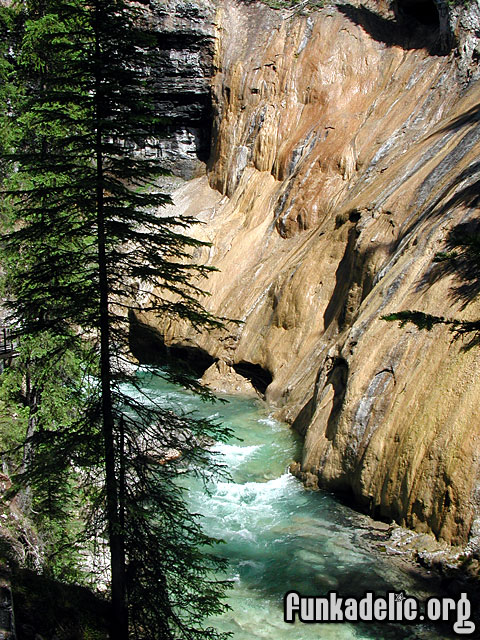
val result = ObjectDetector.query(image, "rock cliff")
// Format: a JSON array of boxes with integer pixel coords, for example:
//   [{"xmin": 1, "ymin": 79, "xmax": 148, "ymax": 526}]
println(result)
[
  {"xmin": 146, "ymin": 0, "xmax": 217, "ymax": 179},
  {"xmin": 133, "ymin": 0, "xmax": 480, "ymax": 546}
]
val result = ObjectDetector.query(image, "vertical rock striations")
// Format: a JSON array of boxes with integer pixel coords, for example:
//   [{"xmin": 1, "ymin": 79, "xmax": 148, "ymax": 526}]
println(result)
[{"xmin": 135, "ymin": 0, "xmax": 480, "ymax": 546}]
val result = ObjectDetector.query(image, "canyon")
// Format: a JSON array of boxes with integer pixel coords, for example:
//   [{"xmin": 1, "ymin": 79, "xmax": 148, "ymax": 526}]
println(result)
[{"xmin": 132, "ymin": 0, "xmax": 480, "ymax": 548}]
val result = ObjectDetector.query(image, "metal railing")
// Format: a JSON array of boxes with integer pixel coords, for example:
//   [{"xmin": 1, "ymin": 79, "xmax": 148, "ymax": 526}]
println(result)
[{"xmin": 0, "ymin": 326, "xmax": 15, "ymax": 357}]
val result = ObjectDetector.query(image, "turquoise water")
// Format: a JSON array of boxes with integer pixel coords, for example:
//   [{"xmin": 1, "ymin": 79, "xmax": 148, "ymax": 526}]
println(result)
[{"xmin": 137, "ymin": 371, "xmax": 454, "ymax": 640}]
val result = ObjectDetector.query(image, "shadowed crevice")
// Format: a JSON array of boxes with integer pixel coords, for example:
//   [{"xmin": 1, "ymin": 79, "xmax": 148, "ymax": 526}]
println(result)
[
  {"xmin": 324, "ymin": 226, "xmax": 378, "ymax": 332},
  {"xmin": 336, "ymin": 3, "xmax": 445, "ymax": 55},
  {"xmin": 128, "ymin": 316, "xmax": 216, "ymax": 377},
  {"xmin": 395, "ymin": 0, "xmax": 440, "ymax": 26},
  {"xmin": 324, "ymin": 357, "xmax": 349, "ymax": 441},
  {"xmin": 232, "ymin": 361, "xmax": 273, "ymax": 396}
]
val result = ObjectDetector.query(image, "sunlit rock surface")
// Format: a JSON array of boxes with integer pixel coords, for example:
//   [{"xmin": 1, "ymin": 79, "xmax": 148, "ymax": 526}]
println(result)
[{"xmin": 134, "ymin": 0, "xmax": 480, "ymax": 545}]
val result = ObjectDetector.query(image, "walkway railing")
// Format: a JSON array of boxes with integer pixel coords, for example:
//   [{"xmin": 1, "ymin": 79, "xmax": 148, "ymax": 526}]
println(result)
[{"xmin": 0, "ymin": 326, "xmax": 16, "ymax": 361}]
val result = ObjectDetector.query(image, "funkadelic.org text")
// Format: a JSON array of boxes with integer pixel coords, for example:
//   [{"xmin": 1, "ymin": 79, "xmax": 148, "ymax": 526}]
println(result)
[{"xmin": 284, "ymin": 590, "xmax": 475, "ymax": 635}]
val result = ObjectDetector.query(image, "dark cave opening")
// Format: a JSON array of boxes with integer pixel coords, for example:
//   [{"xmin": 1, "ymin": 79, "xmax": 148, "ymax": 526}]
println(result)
[
  {"xmin": 160, "ymin": 344, "xmax": 216, "ymax": 378},
  {"xmin": 232, "ymin": 361, "xmax": 273, "ymax": 396},
  {"xmin": 129, "ymin": 318, "xmax": 274, "ymax": 395},
  {"xmin": 128, "ymin": 317, "xmax": 215, "ymax": 378}
]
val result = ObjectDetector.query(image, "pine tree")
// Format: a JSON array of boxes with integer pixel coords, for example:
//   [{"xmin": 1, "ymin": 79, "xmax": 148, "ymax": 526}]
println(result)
[{"xmin": 0, "ymin": 1, "xmax": 231, "ymax": 637}]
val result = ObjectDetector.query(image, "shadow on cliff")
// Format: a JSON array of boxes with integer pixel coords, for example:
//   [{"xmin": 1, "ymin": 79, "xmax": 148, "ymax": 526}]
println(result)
[
  {"xmin": 399, "ymin": 107, "xmax": 480, "ymax": 247},
  {"xmin": 432, "ymin": 103, "xmax": 480, "ymax": 136},
  {"xmin": 409, "ymin": 153, "xmax": 480, "ymax": 308},
  {"xmin": 401, "ymin": 158, "xmax": 480, "ymax": 348},
  {"xmin": 324, "ymin": 224, "xmax": 385, "ymax": 333},
  {"xmin": 388, "ymin": 96, "xmax": 480, "ymax": 320},
  {"xmin": 336, "ymin": 3, "xmax": 445, "ymax": 55},
  {"xmin": 417, "ymin": 215, "xmax": 480, "ymax": 309}
]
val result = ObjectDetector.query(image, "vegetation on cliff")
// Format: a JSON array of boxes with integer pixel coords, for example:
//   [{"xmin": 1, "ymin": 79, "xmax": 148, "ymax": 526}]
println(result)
[{"xmin": 259, "ymin": 0, "xmax": 324, "ymax": 10}]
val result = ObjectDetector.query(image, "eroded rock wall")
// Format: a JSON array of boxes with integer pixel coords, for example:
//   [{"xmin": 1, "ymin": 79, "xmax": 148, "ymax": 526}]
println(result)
[
  {"xmin": 135, "ymin": 0, "xmax": 480, "ymax": 545},
  {"xmin": 146, "ymin": 0, "xmax": 217, "ymax": 179}
]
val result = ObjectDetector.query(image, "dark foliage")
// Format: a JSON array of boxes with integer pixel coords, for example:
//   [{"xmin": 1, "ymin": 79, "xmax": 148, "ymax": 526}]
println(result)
[{"xmin": 0, "ymin": 1, "xmax": 232, "ymax": 638}]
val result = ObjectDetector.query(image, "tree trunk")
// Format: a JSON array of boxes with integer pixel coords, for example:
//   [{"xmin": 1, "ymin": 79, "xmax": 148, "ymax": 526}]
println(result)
[{"xmin": 94, "ymin": 3, "xmax": 128, "ymax": 637}]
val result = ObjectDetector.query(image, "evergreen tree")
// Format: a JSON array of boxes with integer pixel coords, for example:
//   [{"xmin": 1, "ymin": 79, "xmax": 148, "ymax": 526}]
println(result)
[{"xmin": 0, "ymin": 1, "xmax": 231, "ymax": 637}]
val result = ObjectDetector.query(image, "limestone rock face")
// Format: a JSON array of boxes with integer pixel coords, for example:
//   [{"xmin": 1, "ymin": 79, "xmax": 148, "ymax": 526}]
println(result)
[
  {"xmin": 135, "ymin": 0, "xmax": 480, "ymax": 545},
  {"xmin": 145, "ymin": 0, "xmax": 217, "ymax": 179}
]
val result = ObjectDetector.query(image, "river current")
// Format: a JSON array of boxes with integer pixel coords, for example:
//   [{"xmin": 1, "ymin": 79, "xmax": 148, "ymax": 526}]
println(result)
[{"xmin": 138, "ymin": 370, "xmax": 457, "ymax": 640}]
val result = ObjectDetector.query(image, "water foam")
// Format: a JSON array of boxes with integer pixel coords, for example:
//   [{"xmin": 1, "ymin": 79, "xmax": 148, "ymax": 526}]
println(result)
[
  {"xmin": 138, "ymin": 371, "xmax": 445, "ymax": 640},
  {"xmin": 212, "ymin": 443, "xmax": 262, "ymax": 467}
]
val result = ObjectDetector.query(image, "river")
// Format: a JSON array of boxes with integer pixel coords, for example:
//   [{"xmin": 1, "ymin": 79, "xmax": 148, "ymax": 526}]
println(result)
[{"xmin": 137, "ymin": 369, "xmax": 461, "ymax": 640}]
